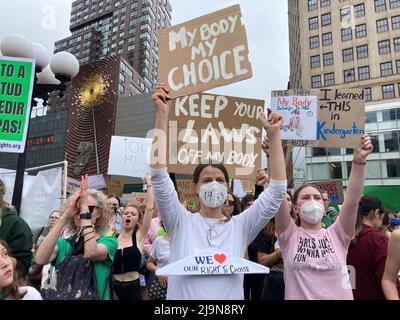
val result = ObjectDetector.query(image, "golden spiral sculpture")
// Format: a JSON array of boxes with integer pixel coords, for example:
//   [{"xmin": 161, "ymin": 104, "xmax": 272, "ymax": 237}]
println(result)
[{"xmin": 76, "ymin": 74, "xmax": 110, "ymax": 108}]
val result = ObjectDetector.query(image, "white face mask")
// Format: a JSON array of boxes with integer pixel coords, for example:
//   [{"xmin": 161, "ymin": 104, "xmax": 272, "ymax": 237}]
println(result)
[
  {"xmin": 199, "ymin": 181, "xmax": 227, "ymax": 208},
  {"xmin": 298, "ymin": 200, "xmax": 325, "ymax": 224}
]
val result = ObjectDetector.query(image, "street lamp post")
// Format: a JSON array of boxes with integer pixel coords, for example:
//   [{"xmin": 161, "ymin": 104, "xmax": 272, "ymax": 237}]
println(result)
[{"xmin": 0, "ymin": 34, "xmax": 79, "ymax": 214}]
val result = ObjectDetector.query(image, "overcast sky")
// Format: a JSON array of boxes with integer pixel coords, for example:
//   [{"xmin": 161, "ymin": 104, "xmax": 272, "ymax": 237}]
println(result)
[{"xmin": 0, "ymin": 0, "xmax": 290, "ymax": 103}]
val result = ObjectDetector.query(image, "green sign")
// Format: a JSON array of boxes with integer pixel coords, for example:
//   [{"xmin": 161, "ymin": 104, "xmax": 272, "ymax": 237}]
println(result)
[{"xmin": 0, "ymin": 57, "xmax": 35, "ymax": 153}]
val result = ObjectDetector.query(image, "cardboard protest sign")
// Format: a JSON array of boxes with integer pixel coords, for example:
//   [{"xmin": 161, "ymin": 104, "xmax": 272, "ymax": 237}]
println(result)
[
  {"xmin": 0, "ymin": 57, "xmax": 35, "ymax": 153},
  {"xmin": 167, "ymin": 93, "xmax": 263, "ymax": 180},
  {"xmin": 130, "ymin": 192, "xmax": 147, "ymax": 206},
  {"xmin": 158, "ymin": 4, "xmax": 252, "ymax": 98},
  {"xmin": 272, "ymin": 88, "xmax": 365, "ymax": 148},
  {"xmin": 156, "ymin": 248, "xmax": 269, "ymax": 276},
  {"xmin": 315, "ymin": 88, "xmax": 365, "ymax": 148},
  {"xmin": 108, "ymin": 136, "xmax": 152, "ymax": 178},
  {"xmin": 310, "ymin": 179, "xmax": 344, "ymax": 204},
  {"xmin": 176, "ymin": 179, "xmax": 198, "ymax": 204},
  {"xmin": 270, "ymin": 95, "xmax": 318, "ymax": 140},
  {"xmin": 104, "ymin": 177, "xmax": 124, "ymax": 197}
]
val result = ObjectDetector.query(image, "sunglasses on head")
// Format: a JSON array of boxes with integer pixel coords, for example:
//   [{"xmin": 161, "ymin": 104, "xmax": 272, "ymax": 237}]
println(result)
[
  {"xmin": 225, "ymin": 200, "xmax": 234, "ymax": 206},
  {"xmin": 88, "ymin": 205, "xmax": 101, "ymax": 213}
]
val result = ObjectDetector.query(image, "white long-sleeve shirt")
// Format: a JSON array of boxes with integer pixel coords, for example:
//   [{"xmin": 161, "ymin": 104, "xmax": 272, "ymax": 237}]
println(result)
[{"xmin": 150, "ymin": 167, "xmax": 287, "ymax": 300}]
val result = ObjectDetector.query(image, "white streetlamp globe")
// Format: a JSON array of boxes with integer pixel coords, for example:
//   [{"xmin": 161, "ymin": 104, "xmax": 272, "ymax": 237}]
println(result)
[
  {"xmin": 50, "ymin": 52, "xmax": 79, "ymax": 80},
  {"xmin": 36, "ymin": 66, "xmax": 60, "ymax": 85},
  {"xmin": 0, "ymin": 34, "xmax": 34, "ymax": 58},
  {"xmin": 32, "ymin": 42, "xmax": 50, "ymax": 71}
]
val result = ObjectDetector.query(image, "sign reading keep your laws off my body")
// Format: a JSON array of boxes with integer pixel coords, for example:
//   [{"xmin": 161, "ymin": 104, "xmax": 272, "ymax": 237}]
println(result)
[
  {"xmin": 158, "ymin": 5, "xmax": 252, "ymax": 98},
  {"xmin": 166, "ymin": 93, "xmax": 263, "ymax": 181}
]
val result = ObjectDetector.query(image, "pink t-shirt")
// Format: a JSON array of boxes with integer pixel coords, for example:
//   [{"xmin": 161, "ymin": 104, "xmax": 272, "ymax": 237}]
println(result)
[
  {"xmin": 278, "ymin": 219, "xmax": 354, "ymax": 300},
  {"xmin": 143, "ymin": 217, "xmax": 162, "ymax": 256}
]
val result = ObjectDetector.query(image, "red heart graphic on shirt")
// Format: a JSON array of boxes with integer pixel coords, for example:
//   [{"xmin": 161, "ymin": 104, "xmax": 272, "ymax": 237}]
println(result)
[{"xmin": 214, "ymin": 253, "xmax": 227, "ymax": 264}]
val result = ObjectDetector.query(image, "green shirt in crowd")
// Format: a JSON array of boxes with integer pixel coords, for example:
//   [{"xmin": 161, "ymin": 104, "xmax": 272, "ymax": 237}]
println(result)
[
  {"xmin": 321, "ymin": 214, "xmax": 335, "ymax": 229},
  {"xmin": 55, "ymin": 235, "xmax": 118, "ymax": 300}
]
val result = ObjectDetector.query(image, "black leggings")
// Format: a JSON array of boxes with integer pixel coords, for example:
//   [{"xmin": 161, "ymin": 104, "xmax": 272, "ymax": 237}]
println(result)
[
  {"xmin": 111, "ymin": 278, "xmax": 142, "ymax": 300},
  {"xmin": 261, "ymin": 271, "xmax": 285, "ymax": 300}
]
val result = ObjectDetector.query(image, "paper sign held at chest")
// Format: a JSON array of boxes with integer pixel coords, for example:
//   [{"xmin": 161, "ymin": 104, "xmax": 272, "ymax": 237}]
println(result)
[
  {"xmin": 158, "ymin": 5, "xmax": 253, "ymax": 98},
  {"xmin": 156, "ymin": 248, "xmax": 269, "ymax": 276}
]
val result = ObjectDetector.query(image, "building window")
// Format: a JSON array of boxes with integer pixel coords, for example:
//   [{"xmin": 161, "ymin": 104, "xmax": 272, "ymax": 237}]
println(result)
[
  {"xmin": 375, "ymin": 0, "xmax": 387, "ymax": 11},
  {"xmin": 387, "ymin": 159, "xmax": 400, "ymax": 177},
  {"xmin": 311, "ymin": 75, "xmax": 322, "ymax": 88},
  {"xmin": 309, "ymin": 16, "xmax": 318, "ymax": 30},
  {"xmin": 341, "ymin": 28, "xmax": 352, "ymax": 41},
  {"xmin": 311, "ymin": 163, "xmax": 329, "ymax": 180},
  {"xmin": 324, "ymin": 72, "xmax": 335, "ymax": 86},
  {"xmin": 322, "ymin": 32, "xmax": 332, "ymax": 46},
  {"xmin": 320, "ymin": 0, "xmax": 330, "ymax": 7},
  {"xmin": 308, "ymin": 0, "xmax": 318, "ymax": 10},
  {"xmin": 323, "ymin": 52, "xmax": 334, "ymax": 65},
  {"xmin": 310, "ymin": 55, "xmax": 321, "ymax": 68},
  {"xmin": 384, "ymin": 131, "xmax": 399, "ymax": 152},
  {"xmin": 382, "ymin": 109, "xmax": 398, "ymax": 121},
  {"xmin": 321, "ymin": 13, "xmax": 331, "ymax": 26},
  {"xmin": 393, "ymin": 16, "xmax": 400, "ymax": 30},
  {"xmin": 365, "ymin": 111, "xmax": 377, "ymax": 123},
  {"xmin": 355, "ymin": 24, "xmax": 367, "ymax": 38},
  {"xmin": 312, "ymin": 148, "xmax": 327, "ymax": 157},
  {"xmin": 358, "ymin": 66, "xmax": 370, "ymax": 80},
  {"xmin": 395, "ymin": 38, "xmax": 400, "ymax": 51},
  {"xmin": 378, "ymin": 40, "xmax": 391, "ymax": 54},
  {"xmin": 354, "ymin": 3, "xmax": 365, "ymax": 17},
  {"xmin": 342, "ymin": 48, "xmax": 354, "ymax": 62},
  {"xmin": 396, "ymin": 60, "xmax": 400, "ymax": 74},
  {"xmin": 376, "ymin": 18, "xmax": 389, "ymax": 32},
  {"xmin": 329, "ymin": 162, "xmax": 342, "ymax": 179},
  {"xmin": 310, "ymin": 36, "xmax": 319, "ymax": 49},
  {"xmin": 364, "ymin": 88, "xmax": 372, "ymax": 102},
  {"xmin": 390, "ymin": 0, "xmax": 400, "ymax": 8},
  {"xmin": 356, "ymin": 45, "xmax": 369, "ymax": 59},
  {"xmin": 381, "ymin": 62, "xmax": 393, "ymax": 76},
  {"xmin": 382, "ymin": 84, "xmax": 395, "ymax": 99},
  {"xmin": 340, "ymin": 7, "xmax": 351, "ymax": 21},
  {"xmin": 344, "ymin": 69, "xmax": 355, "ymax": 82}
]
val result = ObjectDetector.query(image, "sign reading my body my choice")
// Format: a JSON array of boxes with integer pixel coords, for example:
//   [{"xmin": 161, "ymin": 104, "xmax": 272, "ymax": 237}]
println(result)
[
  {"xmin": 0, "ymin": 57, "xmax": 35, "ymax": 153},
  {"xmin": 158, "ymin": 5, "xmax": 252, "ymax": 98}
]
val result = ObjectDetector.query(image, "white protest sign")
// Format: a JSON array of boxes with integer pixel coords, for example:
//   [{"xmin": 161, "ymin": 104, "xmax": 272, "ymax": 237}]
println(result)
[
  {"xmin": 270, "ymin": 95, "xmax": 318, "ymax": 141},
  {"xmin": 232, "ymin": 179, "xmax": 246, "ymax": 198},
  {"xmin": 108, "ymin": 136, "xmax": 152, "ymax": 178},
  {"xmin": 67, "ymin": 177, "xmax": 80, "ymax": 193},
  {"xmin": 88, "ymin": 174, "xmax": 106, "ymax": 189},
  {"xmin": 20, "ymin": 167, "xmax": 62, "ymax": 230},
  {"xmin": 156, "ymin": 248, "xmax": 269, "ymax": 276}
]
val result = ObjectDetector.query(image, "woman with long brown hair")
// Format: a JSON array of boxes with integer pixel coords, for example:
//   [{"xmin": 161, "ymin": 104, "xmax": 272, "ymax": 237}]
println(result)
[{"xmin": 0, "ymin": 241, "xmax": 41, "ymax": 300}]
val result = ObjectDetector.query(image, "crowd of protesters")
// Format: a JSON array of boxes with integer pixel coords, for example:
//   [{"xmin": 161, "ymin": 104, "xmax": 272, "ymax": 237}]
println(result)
[{"xmin": 0, "ymin": 84, "xmax": 399, "ymax": 300}]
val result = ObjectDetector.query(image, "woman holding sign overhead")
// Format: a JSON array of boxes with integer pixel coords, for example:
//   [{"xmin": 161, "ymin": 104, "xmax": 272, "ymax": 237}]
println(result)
[
  {"xmin": 273, "ymin": 134, "xmax": 373, "ymax": 300},
  {"xmin": 149, "ymin": 83, "xmax": 287, "ymax": 300}
]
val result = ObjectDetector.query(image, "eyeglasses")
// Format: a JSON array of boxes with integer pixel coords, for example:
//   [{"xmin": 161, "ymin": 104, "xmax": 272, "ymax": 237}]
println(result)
[
  {"xmin": 88, "ymin": 205, "xmax": 101, "ymax": 213},
  {"xmin": 225, "ymin": 200, "xmax": 234, "ymax": 206}
]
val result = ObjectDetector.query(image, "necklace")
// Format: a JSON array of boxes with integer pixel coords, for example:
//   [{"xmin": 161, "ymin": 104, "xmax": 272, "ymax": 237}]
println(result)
[{"xmin": 200, "ymin": 214, "xmax": 224, "ymax": 248}]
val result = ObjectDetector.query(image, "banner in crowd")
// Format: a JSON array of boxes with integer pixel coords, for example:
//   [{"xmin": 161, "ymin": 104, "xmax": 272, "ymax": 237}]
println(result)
[
  {"xmin": 0, "ymin": 167, "xmax": 61, "ymax": 230},
  {"xmin": 270, "ymin": 94, "xmax": 318, "ymax": 141},
  {"xmin": 158, "ymin": 4, "xmax": 252, "ymax": 98},
  {"xmin": 108, "ymin": 136, "xmax": 152, "ymax": 178},
  {"xmin": 67, "ymin": 174, "xmax": 106, "ymax": 193},
  {"xmin": 0, "ymin": 57, "xmax": 35, "ymax": 153},
  {"xmin": 156, "ymin": 248, "xmax": 270, "ymax": 276},
  {"xmin": 103, "ymin": 177, "xmax": 124, "ymax": 197},
  {"xmin": 167, "ymin": 93, "xmax": 263, "ymax": 180},
  {"xmin": 310, "ymin": 179, "xmax": 344, "ymax": 204},
  {"xmin": 176, "ymin": 179, "xmax": 198, "ymax": 204},
  {"xmin": 130, "ymin": 192, "xmax": 147, "ymax": 206}
]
